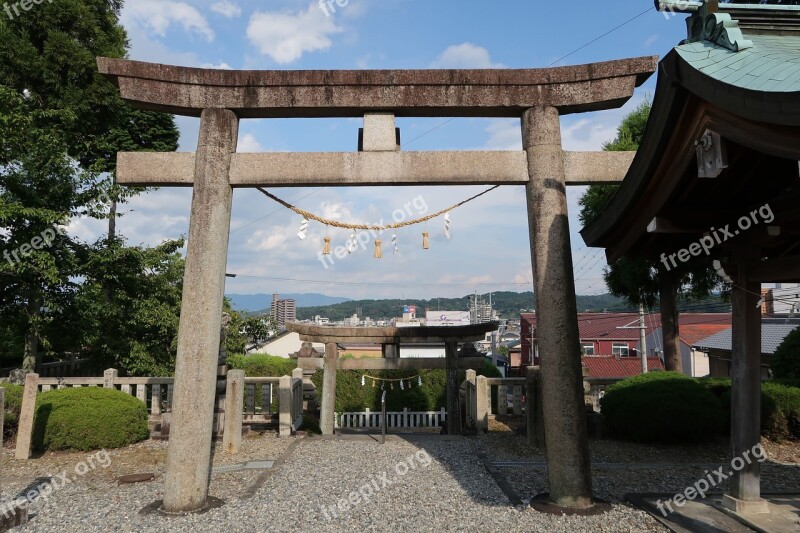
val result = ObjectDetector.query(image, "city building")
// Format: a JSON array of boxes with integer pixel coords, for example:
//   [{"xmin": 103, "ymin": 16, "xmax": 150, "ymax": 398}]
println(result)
[{"xmin": 270, "ymin": 293, "xmax": 296, "ymax": 328}]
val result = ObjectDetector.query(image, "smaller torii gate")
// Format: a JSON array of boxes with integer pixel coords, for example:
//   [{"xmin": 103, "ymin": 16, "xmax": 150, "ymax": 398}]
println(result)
[{"xmin": 287, "ymin": 322, "xmax": 497, "ymax": 435}]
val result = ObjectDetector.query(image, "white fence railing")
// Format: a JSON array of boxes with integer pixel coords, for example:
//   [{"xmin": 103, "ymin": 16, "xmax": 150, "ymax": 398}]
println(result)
[{"xmin": 335, "ymin": 407, "xmax": 447, "ymax": 429}]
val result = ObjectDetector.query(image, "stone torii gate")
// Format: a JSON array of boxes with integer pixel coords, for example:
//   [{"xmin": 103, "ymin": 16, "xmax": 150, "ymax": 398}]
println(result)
[
  {"xmin": 98, "ymin": 56, "xmax": 656, "ymax": 514},
  {"xmin": 286, "ymin": 321, "xmax": 498, "ymax": 436}
]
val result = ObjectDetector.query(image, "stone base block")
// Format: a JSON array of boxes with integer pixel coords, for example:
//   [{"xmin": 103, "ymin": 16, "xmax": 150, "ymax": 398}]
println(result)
[{"xmin": 721, "ymin": 494, "xmax": 770, "ymax": 515}]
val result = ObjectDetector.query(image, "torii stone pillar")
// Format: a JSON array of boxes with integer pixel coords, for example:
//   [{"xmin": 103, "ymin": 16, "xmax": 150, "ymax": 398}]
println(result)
[
  {"xmin": 522, "ymin": 106, "xmax": 593, "ymax": 509},
  {"xmin": 163, "ymin": 109, "xmax": 239, "ymax": 513}
]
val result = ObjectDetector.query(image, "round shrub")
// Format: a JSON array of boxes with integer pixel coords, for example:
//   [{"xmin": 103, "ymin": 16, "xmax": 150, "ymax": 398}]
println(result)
[
  {"xmin": 33, "ymin": 387, "xmax": 149, "ymax": 451},
  {"xmin": 1, "ymin": 383, "xmax": 24, "ymax": 440},
  {"xmin": 601, "ymin": 371, "xmax": 725, "ymax": 443}
]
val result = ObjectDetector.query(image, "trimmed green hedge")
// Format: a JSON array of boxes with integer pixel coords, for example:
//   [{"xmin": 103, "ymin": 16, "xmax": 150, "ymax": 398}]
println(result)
[
  {"xmin": 33, "ymin": 387, "xmax": 149, "ymax": 451},
  {"xmin": 703, "ymin": 378, "xmax": 800, "ymax": 441},
  {"xmin": 1, "ymin": 383, "xmax": 24, "ymax": 439},
  {"xmin": 601, "ymin": 371, "xmax": 726, "ymax": 443},
  {"xmin": 311, "ymin": 360, "xmax": 502, "ymax": 413},
  {"xmin": 228, "ymin": 354, "xmax": 296, "ymax": 377}
]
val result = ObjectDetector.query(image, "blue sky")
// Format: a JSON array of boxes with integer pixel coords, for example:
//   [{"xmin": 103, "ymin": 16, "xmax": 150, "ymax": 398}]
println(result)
[{"xmin": 70, "ymin": 1, "xmax": 689, "ymax": 302}]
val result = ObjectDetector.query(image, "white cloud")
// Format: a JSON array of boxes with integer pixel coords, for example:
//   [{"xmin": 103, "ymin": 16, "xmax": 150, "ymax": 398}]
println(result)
[
  {"xmin": 237, "ymin": 133, "xmax": 264, "ymax": 153},
  {"xmin": 122, "ymin": 0, "xmax": 214, "ymax": 42},
  {"xmin": 246, "ymin": 3, "xmax": 343, "ymax": 64},
  {"xmin": 211, "ymin": 0, "xmax": 241, "ymax": 18},
  {"xmin": 201, "ymin": 61, "xmax": 233, "ymax": 70},
  {"xmin": 430, "ymin": 43, "xmax": 503, "ymax": 69}
]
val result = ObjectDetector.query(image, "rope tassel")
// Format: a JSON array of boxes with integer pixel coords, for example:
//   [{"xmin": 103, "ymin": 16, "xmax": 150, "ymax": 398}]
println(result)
[
  {"xmin": 323, "ymin": 237, "xmax": 332, "ymax": 255},
  {"xmin": 374, "ymin": 239, "xmax": 383, "ymax": 259},
  {"xmin": 422, "ymin": 231, "xmax": 430, "ymax": 250}
]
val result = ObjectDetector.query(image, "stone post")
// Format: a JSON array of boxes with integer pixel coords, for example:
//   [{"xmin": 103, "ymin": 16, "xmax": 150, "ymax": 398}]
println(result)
[
  {"xmin": 15, "ymin": 373, "xmax": 39, "ymax": 460},
  {"xmin": 526, "ymin": 366, "xmax": 546, "ymax": 449},
  {"xmin": 522, "ymin": 106, "xmax": 593, "ymax": 509},
  {"xmin": 279, "ymin": 375, "xmax": 292, "ymax": 437},
  {"xmin": 722, "ymin": 256, "xmax": 769, "ymax": 514},
  {"xmin": 445, "ymin": 341, "xmax": 461, "ymax": 435},
  {"xmin": 103, "ymin": 368, "xmax": 118, "ymax": 388},
  {"xmin": 0, "ymin": 387, "xmax": 4, "ymax": 449},
  {"xmin": 222, "ymin": 370, "xmax": 244, "ymax": 454},
  {"xmin": 475, "ymin": 375, "xmax": 489, "ymax": 433},
  {"xmin": 163, "ymin": 108, "xmax": 239, "ymax": 513},
  {"xmin": 320, "ymin": 342, "xmax": 338, "ymax": 435}
]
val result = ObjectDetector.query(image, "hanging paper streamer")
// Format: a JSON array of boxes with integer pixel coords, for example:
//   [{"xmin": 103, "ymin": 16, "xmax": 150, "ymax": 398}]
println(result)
[
  {"xmin": 422, "ymin": 231, "xmax": 430, "ymax": 250},
  {"xmin": 400, "ymin": 380, "xmax": 404, "ymax": 391},
  {"xmin": 392, "ymin": 233, "xmax": 399, "ymax": 255},
  {"xmin": 418, "ymin": 375, "xmax": 422, "ymax": 386},
  {"xmin": 347, "ymin": 231, "xmax": 357, "ymax": 254},
  {"xmin": 297, "ymin": 218, "xmax": 309, "ymax": 240},
  {"xmin": 361, "ymin": 375, "xmax": 365, "ymax": 387},
  {"xmin": 444, "ymin": 212, "xmax": 451, "ymax": 240},
  {"xmin": 374, "ymin": 239, "xmax": 383, "ymax": 259}
]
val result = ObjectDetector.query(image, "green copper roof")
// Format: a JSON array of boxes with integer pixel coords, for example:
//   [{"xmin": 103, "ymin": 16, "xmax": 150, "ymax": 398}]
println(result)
[{"xmin": 677, "ymin": 35, "xmax": 800, "ymax": 93}]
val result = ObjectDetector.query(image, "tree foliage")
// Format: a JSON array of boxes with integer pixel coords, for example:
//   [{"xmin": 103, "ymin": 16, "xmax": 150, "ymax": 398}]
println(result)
[
  {"xmin": 0, "ymin": 0, "xmax": 181, "ymax": 375},
  {"xmin": 772, "ymin": 328, "xmax": 800, "ymax": 380}
]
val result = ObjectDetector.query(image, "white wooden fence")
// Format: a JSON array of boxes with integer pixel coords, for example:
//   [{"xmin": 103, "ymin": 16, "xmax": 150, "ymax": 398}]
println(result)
[{"xmin": 335, "ymin": 407, "xmax": 447, "ymax": 429}]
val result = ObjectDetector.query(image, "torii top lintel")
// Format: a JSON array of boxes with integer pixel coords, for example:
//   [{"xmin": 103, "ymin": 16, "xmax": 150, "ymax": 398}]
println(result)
[{"xmin": 96, "ymin": 57, "xmax": 657, "ymax": 119}]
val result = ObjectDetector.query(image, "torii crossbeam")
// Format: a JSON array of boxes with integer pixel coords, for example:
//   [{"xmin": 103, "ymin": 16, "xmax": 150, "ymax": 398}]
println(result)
[{"xmin": 98, "ymin": 55, "xmax": 657, "ymax": 514}]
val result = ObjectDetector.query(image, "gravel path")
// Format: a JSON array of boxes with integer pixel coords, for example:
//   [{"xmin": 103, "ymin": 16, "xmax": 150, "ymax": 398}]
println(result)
[
  {"xmin": 3, "ymin": 434, "xmax": 666, "ymax": 533},
  {"xmin": 2, "ymin": 430, "xmax": 798, "ymax": 532}
]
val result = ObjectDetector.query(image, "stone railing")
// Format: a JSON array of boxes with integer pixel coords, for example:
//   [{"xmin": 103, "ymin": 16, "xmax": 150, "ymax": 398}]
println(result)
[
  {"xmin": 29, "ymin": 369, "xmax": 303, "ymax": 435},
  {"xmin": 464, "ymin": 372, "xmax": 525, "ymax": 432}
]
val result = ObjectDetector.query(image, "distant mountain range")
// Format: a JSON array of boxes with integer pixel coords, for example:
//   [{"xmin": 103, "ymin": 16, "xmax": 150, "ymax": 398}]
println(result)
[
  {"xmin": 226, "ymin": 293, "xmax": 351, "ymax": 312},
  {"xmin": 290, "ymin": 292, "xmax": 635, "ymax": 321}
]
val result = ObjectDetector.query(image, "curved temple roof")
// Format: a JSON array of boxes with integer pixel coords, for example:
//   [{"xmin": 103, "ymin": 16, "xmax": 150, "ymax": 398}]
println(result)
[
  {"xmin": 96, "ymin": 57, "xmax": 657, "ymax": 118},
  {"xmin": 581, "ymin": 28, "xmax": 800, "ymax": 263}
]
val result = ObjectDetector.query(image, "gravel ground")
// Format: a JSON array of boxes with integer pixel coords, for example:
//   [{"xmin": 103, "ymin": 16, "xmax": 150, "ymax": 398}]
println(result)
[{"xmin": 1, "ymin": 427, "xmax": 798, "ymax": 532}]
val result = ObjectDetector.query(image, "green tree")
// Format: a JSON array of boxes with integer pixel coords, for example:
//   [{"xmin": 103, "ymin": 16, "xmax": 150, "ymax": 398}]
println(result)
[
  {"xmin": 579, "ymin": 101, "xmax": 721, "ymax": 372},
  {"xmin": 0, "ymin": 0, "xmax": 179, "ymax": 373},
  {"xmin": 772, "ymin": 328, "xmax": 800, "ymax": 380}
]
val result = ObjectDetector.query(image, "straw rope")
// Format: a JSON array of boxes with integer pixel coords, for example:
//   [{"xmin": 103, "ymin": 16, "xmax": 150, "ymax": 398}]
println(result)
[{"xmin": 256, "ymin": 186, "xmax": 500, "ymax": 231}]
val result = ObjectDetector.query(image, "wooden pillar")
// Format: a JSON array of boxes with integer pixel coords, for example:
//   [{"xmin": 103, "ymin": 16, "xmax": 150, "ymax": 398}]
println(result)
[
  {"xmin": 722, "ymin": 257, "xmax": 769, "ymax": 514},
  {"xmin": 320, "ymin": 342, "xmax": 338, "ymax": 435},
  {"xmin": 445, "ymin": 341, "xmax": 461, "ymax": 435},
  {"xmin": 522, "ymin": 106, "xmax": 593, "ymax": 509},
  {"xmin": 163, "ymin": 108, "xmax": 238, "ymax": 513}
]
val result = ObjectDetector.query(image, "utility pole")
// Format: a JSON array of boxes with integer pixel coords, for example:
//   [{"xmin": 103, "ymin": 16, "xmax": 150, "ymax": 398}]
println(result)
[{"xmin": 639, "ymin": 303, "xmax": 648, "ymax": 374}]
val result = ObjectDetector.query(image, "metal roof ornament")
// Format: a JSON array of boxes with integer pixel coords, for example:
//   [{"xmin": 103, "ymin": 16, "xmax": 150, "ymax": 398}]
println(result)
[{"xmin": 686, "ymin": 0, "xmax": 753, "ymax": 52}]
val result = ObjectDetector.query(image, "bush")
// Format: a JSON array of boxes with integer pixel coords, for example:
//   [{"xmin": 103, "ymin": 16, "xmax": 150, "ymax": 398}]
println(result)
[
  {"xmin": 228, "ymin": 354, "xmax": 296, "ymax": 377},
  {"xmin": 772, "ymin": 328, "xmax": 800, "ymax": 380},
  {"xmin": 601, "ymin": 371, "xmax": 725, "ymax": 443},
  {"xmin": 1, "ymin": 383, "xmax": 24, "ymax": 440},
  {"xmin": 33, "ymin": 387, "xmax": 149, "ymax": 451}
]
